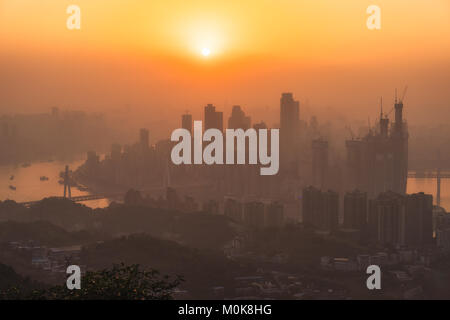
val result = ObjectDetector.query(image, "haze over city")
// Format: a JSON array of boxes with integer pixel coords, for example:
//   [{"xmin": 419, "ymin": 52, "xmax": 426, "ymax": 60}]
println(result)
[
  {"xmin": 1, "ymin": 0, "xmax": 450, "ymax": 303},
  {"xmin": 1, "ymin": 0, "xmax": 449, "ymax": 139}
]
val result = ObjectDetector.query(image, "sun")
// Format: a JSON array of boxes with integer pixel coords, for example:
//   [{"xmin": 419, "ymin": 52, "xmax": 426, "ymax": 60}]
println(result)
[{"xmin": 201, "ymin": 47, "xmax": 211, "ymax": 57}]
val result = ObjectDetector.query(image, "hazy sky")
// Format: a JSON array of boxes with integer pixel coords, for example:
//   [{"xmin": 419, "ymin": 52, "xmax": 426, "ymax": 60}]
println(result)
[{"xmin": 0, "ymin": 0, "xmax": 449, "ymax": 130}]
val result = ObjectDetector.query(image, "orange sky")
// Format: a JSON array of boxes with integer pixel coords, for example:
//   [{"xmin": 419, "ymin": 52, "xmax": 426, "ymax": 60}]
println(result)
[{"xmin": 0, "ymin": 0, "xmax": 449, "ymax": 132}]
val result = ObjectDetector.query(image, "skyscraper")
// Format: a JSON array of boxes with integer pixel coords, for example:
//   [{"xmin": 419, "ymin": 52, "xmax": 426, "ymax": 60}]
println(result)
[
  {"xmin": 312, "ymin": 138, "xmax": 329, "ymax": 189},
  {"xmin": 302, "ymin": 186, "xmax": 338, "ymax": 233},
  {"xmin": 405, "ymin": 192, "xmax": 433, "ymax": 246},
  {"xmin": 228, "ymin": 105, "xmax": 251, "ymax": 130},
  {"xmin": 181, "ymin": 113, "xmax": 192, "ymax": 134},
  {"xmin": 139, "ymin": 128, "xmax": 149, "ymax": 148},
  {"xmin": 392, "ymin": 98, "xmax": 409, "ymax": 195},
  {"xmin": 343, "ymin": 190, "xmax": 367, "ymax": 230},
  {"xmin": 368, "ymin": 191, "xmax": 431, "ymax": 246},
  {"xmin": 345, "ymin": 139, "xmax": 364, "ymax": 190},
  {"xmin": 322, "ymin": 190, "xmax": 339, "ymax": 232},
  {"xmin": 302, "ymin": 186, "xmax": 322, "ymax": 226},
  {"xmin": 280, "ymin": 93, "xmax": 299, "ymax": 174},
  {"xmin": 345, "ymin": 97, "xmax": 408, "ymax": 197},
  {"xmin": 368, "ymin": 191, "xmax": 404, "ymax": 245},
  {"xmin": 204, "ymin": 104, "xmax": 223, "ymax": 131}
]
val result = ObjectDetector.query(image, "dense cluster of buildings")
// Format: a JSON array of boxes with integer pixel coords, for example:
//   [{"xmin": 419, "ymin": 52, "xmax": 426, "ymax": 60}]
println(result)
[
  {"xmin": 75, "ymin": 93, "xmax": 323, "ymax": 219},
  {"xmin": 302, "ymin": 186, "xmax": 433, "ymax": 247},
  {"xmin": 298, "ymin": 94, "xmax": 440, "ymax": 249},
  {"xmin": 224, "ymin": 197, "xmax": 284, "ymax": 229},
  {"xmin": 75, "ymin": 91, "xmax": 449, "ymax": 251}
]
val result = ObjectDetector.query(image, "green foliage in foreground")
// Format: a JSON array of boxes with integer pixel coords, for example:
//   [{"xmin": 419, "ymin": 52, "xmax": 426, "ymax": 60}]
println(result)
[{"xmin": 1, "ymin": 263, "xmax": 183, "ymax": 300}]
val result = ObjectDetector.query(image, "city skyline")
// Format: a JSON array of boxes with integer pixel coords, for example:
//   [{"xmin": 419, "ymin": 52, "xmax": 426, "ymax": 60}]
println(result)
[
  {"xmin": 1, "ymin": 0, "xmax": 450, "ymax": 302},
  {"xmin": 0, "ymin": 1, "xmax": 449, "ymax": 126}
]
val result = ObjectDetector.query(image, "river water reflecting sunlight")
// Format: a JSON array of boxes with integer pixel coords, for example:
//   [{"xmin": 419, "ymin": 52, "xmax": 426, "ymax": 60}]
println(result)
[{"xmin": 0, "ymin": 159, "xmax": 109, "ymax": 208}]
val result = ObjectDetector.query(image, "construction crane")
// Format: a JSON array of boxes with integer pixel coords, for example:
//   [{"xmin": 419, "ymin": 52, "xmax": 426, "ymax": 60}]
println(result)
[
  {"xmin": 387, "ymin": 85, "xmax": 408, "ymax": 116},
  {"xmin": 399, "ymin": 85, "xmax": 408, "ymax": 103}
]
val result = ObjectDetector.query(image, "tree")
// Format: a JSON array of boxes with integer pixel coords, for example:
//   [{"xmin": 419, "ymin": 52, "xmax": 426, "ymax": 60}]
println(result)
[{"xmin": 7, "ymin": 263, "xmax": 182, "ymax": 300}]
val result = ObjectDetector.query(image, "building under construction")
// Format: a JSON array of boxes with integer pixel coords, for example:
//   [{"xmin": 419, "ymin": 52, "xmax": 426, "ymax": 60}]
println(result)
[{"xmin": 346, "ymin": 94, "xmax": 409, "ymax": 198}]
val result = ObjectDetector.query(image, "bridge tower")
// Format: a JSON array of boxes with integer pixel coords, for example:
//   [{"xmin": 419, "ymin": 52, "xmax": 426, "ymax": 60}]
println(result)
[{"xmin": 63, "ymin": 165, "xmax": 72, "ymax": 199}]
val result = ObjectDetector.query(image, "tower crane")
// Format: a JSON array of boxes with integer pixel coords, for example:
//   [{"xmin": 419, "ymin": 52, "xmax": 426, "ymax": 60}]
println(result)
[
  {"xmin": 387, "ymin": 85, "xmax": 408, "ymax": 117},
  {"xmin": 400, "ymin": 85, "xmax": 408, "ymax": 103}
]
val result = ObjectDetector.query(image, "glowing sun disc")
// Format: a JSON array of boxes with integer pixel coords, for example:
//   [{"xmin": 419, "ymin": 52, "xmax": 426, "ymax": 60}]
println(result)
[{"xmin": 201, "ymin": 47, "xmax": 211, "ymax": 57}]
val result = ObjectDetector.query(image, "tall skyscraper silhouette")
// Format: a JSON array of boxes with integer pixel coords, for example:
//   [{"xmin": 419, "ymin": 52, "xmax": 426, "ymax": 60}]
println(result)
[
  {"xmin": 392, "ymin": 98, "xmax": 409, "ymax": 194},
  {"xmin": 228, "ymin": 105, "xmax": 251, "ymax": 130},
  {"xmin": 139, "ymin": 128, "xmax": 149, "ymax": 148},
  {"xmin": 368, "ymin": 191, "xmax": 432, "ymax": 246},
  {"xmin": 181, "ymin": 113, "xmax": 192, "ymax": 134},
  {"xmin": 345, "ymin": 96, "xmax": 408, "ymax": 197},
  {"xmin": 280, "ymin": 93, "xmax": 299, "ymax": 174},
  {"xmin": 302, "ymin": 186, "xmax": 338, "ymax": 233},
  {"xmin": 343, "ymin": 190, "xmax": 367, "ymax": 230},
  {"xmin": 312, "ymin": 138, "xmax": 329, "ymax": 189},
  {"xmin": 204, "ymin": 104, "xmax": 223, "ymax": 131}
]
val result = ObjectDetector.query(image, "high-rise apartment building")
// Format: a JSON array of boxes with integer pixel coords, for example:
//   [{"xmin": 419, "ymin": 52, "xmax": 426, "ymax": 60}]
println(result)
[
  {"xmin": 345, "ymin": 97, "xmax": 408, "ymax": 198},
  {"xmin": 204, "ymin": 104, "xmax": 223, "ymax": 131},
  {"xmin": 405, "ymin": 192, "xmax": 433, "ymax": 246},
  {"xmin": 312, "ymin": 138, "xmax": 329, "ymax": 189},
  {"xmin": 343, "ymin": 190, "xmax": 367, "ymax": 230},
  {"xmin": 280, "ymin": 93, "xmax": 299, "ymax": 174},
  {"xmin": 139, "ymin": 128, "xmax": 149, "ymax": 148},
  {"xmin": 228, "ymin": 105, "xmax": 251, "ymax": 130},
  {"xmin": 368, "ymin": 191, "xmax": 432, "ymax": 246},
  {"xmin": 181, "ymin": 113, "xmax": 193, "ymax": 134},
  {"xmin": 302, "ymin": 186, "xmax": 338, "ymax": 233}
]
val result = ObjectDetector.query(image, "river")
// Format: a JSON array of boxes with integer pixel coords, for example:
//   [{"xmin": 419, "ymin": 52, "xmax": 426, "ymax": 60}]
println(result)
[
  {"xmin": 0, "ymin": 160, "xmax": 448, "ymax": 211},
  {"xmin": 0, "ymin": 158, "xmax": 110, "ymax": 208}
]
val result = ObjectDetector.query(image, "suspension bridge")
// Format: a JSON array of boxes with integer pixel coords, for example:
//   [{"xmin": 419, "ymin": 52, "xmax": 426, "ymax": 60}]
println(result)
[
  {"xmin": 18, "ymin": 165, "xmax": 123, "ymax": 207},
  {"xmin": 18, "ymin": 193, "xmax": 121, "ymax": 207},
  {"xmin": 16, "ymin": 164, "xmax": 209, "ymax": 207}
]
